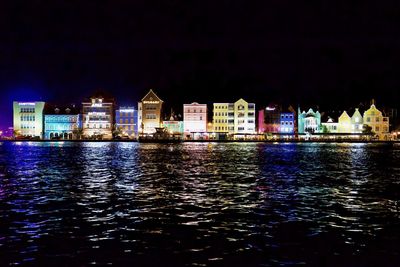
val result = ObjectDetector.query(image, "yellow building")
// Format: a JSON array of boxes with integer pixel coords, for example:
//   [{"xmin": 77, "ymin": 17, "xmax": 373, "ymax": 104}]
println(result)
[
  {"xmin": 213, "ymin": 99, "xmax": 255, "ymax": 134},
  {"xmin": 338, "ymin": 111, "xmax": 352, "ymax": 133},
  {"xmin": 363, "ymin": 101, "xmax": 389, "ymax": 139},
  {"xmin": 138, "ymin": 89, "xmax": 163, "ymax": 134},
  {"xmin": 213, "ymin": 103, "xmax": 232, "ymax": 133}
]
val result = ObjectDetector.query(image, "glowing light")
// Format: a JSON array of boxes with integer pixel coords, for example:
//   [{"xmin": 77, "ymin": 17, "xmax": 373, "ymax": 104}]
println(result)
[
  {"xmin": 18, "ymin": 102, "xmax": 36, "ymax": 106},
  {"xmin": 91, "ymin": 103, "xmax": 103, "ymax": 107},
  {"xmin": 143, "ymin": 101, "xmax": 159, "ymax": 104}
]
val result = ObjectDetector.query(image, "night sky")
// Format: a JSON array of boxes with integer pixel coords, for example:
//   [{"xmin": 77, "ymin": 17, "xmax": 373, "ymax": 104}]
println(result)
[{"xmin": 1, "ymin": 1, "xmax": 400, "ymax": 128}]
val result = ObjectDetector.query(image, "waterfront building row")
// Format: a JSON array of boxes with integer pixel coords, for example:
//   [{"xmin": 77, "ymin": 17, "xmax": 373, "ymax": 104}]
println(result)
[{"xmin": 12, "ymin": 90, "xmax": 393, "ymax": 140}]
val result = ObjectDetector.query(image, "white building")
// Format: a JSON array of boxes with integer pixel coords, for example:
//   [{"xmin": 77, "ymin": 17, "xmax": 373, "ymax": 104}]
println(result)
[
  {"xmin": 183, "ymin": 102, "xmax": 207, "ymax": 134},
  {"xmin": 13, "ymin": 101, "xmax": 45, "ymax": 138},
  {"xmin": 82, "ymin": 97, "xmax": 114, "ymax": 139},
  {"xmin": 351, "ymin": 108, "xmax": 363, "ymax": 133}
]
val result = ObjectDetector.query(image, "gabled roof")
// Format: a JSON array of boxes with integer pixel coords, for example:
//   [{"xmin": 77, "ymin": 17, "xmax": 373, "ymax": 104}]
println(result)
[{"xmin": 141, "ymin": 89, "xmax": 163, "ymax": 102}]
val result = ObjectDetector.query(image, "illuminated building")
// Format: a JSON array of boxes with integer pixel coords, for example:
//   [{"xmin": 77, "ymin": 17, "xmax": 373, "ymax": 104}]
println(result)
[
  {"xmin": 138, "ymin": 89, "xmax": 163, "ymax": 134},
  {"xmin": 321, "ymin": 117, "xmax": 338, "ymax": 133},
  {"xmin": 82, "ymin": 97, "xmax": 114, "ymax": 139},
  {"xmin": 279, "ymin": 112, "xmax": 295, "ymax": 134},
  {"xmin": 338, "ymin": 111, "xmax": 352, "ymax": 133},
  {"xmin": 298, "ymin": 107, "xmax": 321, "ymax": 134},
  {"xmin": 162, "ymin": 110, "xmax": 183, "ymax": 136},
  {"xmin": 234, "ymin": 99, "xmax": 256, "ymax": 134},
  {"xmin": 162, "ymin": 121, "xmax": 184, "ymax": 135},
  {"xmin": 44, "ymin": 105, "xmax": 81, "ymax": 139},
  {"xmin": 115, "ymin": 107, "xmax": 138, "ymax": 138},
  {"xmin": 351, "ymin": 108, "xmax": 363, "ymax": 133},
  {"xmin": 183, "ymin": 102, "xmax": 207, "ymax": 133},
  {"xmin": 213, "ymin": 103, "xmax": 231, "ymax": 133},
  {"xmin": 213, "ymin": 99, "xmax": 255, "ymax": 134},
  {"xmin": 258, "ymin": 105, "xmax": 281, "ymax": 133},
  {"xmin": 13, "ymin": 101, "xmax": 45, "ymax": 138},
  {"xmin": 363, "ymin": 100, "xmax": 390, "ymax": 139}
]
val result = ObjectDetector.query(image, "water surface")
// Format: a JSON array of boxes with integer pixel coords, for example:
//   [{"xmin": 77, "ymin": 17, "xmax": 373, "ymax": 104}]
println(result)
[{"xmin": 0, "ymin": 142, "xmax": 399, "ymax": 266}]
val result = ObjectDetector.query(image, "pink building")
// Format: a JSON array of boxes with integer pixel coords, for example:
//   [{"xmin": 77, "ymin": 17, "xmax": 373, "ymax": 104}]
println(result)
[{"xmin": 183, "ymin": 102, "xmax": 207, "ymax": 133}]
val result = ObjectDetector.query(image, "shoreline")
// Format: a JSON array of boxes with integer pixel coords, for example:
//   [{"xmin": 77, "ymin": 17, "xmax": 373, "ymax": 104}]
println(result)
[{"xmin": 1, "ymin": 139, "xmax": 399, "ymax": 144}]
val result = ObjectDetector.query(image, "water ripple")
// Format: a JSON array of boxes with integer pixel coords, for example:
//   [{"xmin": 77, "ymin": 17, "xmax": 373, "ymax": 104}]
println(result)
[{"xmin": 0, "ymin": 142, "xmax": 399, "ymax": 266}]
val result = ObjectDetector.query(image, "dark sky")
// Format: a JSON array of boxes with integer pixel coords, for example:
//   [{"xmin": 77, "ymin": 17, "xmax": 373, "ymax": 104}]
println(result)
[{"xmin": 1, "ymin": 1, "xmax": 400, "ymax": 127}]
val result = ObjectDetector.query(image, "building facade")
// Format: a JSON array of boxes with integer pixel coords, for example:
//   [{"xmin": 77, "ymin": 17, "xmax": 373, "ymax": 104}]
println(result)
[
  {"xmin": 44, "ymin": 106, "xmax": 81, "ymax": 139},
  {"xmin": 138, "ymin": 89, "xmax": 163, "ymax": 134},
  {"xmin": 234, "ymin": 98, "xmax": 256, "ymax": 134},
  {"xmin": 338, "ymin": 111, "xmax": 352, "ymax": 133},
  {"xmin": 183, "ymin": 102, "xmax": 207, "ymax": 133},
  {"xmin": 279, "ymin": 112, "xmax": 295, "ymax": 134},
  {"xmin": 162, "ymin": 120, "xmax": 184, "ymax": 135},
  {"xmin": 115, "ymin": 107, "xmax": 138, "ymax": 138},
  {"xmin": 258, "ymin": 105, "xmax": 281, "ymax": 133},
  {"xmin": 213, "ymin": 103, "xmax": 232, "ymax": 133},
  {"xmin": 321, "ymin": 117, "xmax": 338, "ymax": 133},
  {"xmin": 298, "ymin": 108, "xmax": 321, "ymax": 134},
  {"xmin": 213, "ymin": 99, "xmax": 255, "ymax": 134},
  {"xmin": 13, "ymin": 101, "xmax": 45, "ymax": 138},
  {"xmin": 351, "ymin": 108, "xmax": 364, "ymax": 133},
  {"xmin": 82, "ymin": 97, "xmax": 114, "ymax": 139},
  {"xmin": 363, "ymin": 101, "xmax": 389, "ymax": 139}
]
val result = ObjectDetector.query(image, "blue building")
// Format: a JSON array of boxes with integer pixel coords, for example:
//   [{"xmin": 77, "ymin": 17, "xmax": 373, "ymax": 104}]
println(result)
[
  {"xmin": 279, "ymin": 112, "xmax": 295, "ymax": 134},
  {"xmin": 44, "ymin": 105, "xmax": 82, "ymax": 139},
  {"xmin": 115, "ymin": 107, "xmax": 138, "ymax": 138}
]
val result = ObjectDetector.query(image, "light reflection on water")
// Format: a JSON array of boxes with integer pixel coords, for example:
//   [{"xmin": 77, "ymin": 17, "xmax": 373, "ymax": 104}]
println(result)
[{"xmin": 0, "ymin": 142, "xmax": 399, "ymax": 266}]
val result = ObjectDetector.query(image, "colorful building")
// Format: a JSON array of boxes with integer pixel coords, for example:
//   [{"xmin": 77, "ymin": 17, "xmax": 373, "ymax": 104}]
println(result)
[
  {"xmin": 279, "ymin": 112, "xmax": 295, "ymax": 134},
  {"xmin": 44, "ymin": 105, "xmax": 81, "ymax": 139},
  {"xmin": 234, "ymin": 98, "xmax": 256, "ymax": 134},
  {"xmin": 213, "ymin": 99, "xmax": 255, "ymax": 134},
  {"xmin": 115, "ymin": 107, "xmax": 138, "ymax": 138},
  {"xmin": 363, "ymin": 101, "xmax": 389, "ymax": 139},
  {"xmin": 138, "ymin": 89, "xmax": 163, "ymax": 134},
  {"xmin": 258, "ymin": 105, "xmax": 281, "ymax": 133},
  {"xmin": 298, "ymin": 108, "xmax": 321, "ymax": 134},
  {"xmin": 82, "ymin": 97, "xmax": 114, "ymax": 139},
  {"xmin": 351, "ymin": 108, "xmax": 363, "ymax": 133},
  {"xmin": 183, "ymin": 102, "xmax": 207, "ymax": 134},
  {"xmin": 213, "ymin": 103, "xmax": 232, "ymax": 133},
  {"xmin": 163, "ymin": 120, "xmax": 184, "ymax": 135},
  {"xmin": 13, "ymin": 101, "xmax": 45, "ymax": 138},
  {"xmin": 338, "ymin": 111, "xmax": 352, "ymax": 133}
]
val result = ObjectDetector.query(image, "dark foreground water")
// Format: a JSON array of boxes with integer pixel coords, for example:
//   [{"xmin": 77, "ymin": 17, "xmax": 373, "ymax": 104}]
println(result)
[{"xmin": 0, "ymin": 142, "xmax": 399, "ymax": 266}]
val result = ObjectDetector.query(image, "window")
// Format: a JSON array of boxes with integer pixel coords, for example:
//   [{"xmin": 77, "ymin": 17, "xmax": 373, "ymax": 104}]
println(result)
[
  {"xmin": 375, "ymin": 126, "xmax": 379, "ymax": 131},
  {"xmin": 366, "ymin": 117, "xmax": 370, "ymax": 122},
  {"xmin": 146, "ymin": 114, "xmax": 157, "ymax": 119},
  {"xmin": 376, "ymin": 117, "xmax": 379, "ymax": 122}
]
